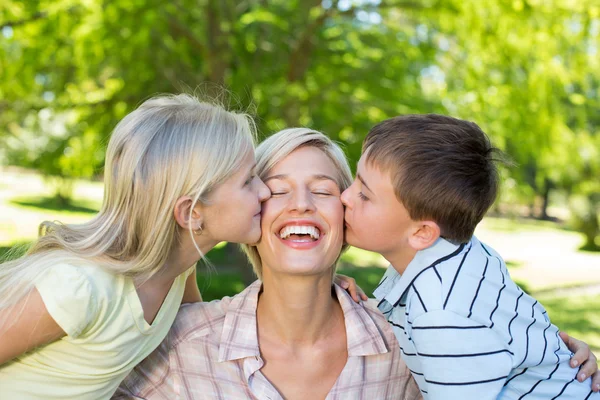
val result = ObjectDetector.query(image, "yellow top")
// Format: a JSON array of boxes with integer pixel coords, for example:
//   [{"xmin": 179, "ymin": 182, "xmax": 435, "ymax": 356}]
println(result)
[{"xmin": 0, "ymin": 263, "xmax": 194, "ymax": 400}]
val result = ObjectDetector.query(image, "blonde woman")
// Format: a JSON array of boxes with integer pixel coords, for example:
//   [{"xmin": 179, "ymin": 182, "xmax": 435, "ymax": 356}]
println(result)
[{"xmin": 0, "ymin": 94, "xmax": 270, "ymax": 399}]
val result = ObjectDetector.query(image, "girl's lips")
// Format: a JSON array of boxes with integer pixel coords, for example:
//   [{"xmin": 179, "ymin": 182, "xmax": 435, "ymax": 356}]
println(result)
[{"xmin": 277, "ymin": 233, "xmax": 323, "ymax": 250}]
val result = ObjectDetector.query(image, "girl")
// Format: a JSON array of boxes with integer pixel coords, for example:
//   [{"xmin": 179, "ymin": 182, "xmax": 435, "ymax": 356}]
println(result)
[{"xmin": 0, "ymin": 94, "xmax": 270, "ymax": 399}]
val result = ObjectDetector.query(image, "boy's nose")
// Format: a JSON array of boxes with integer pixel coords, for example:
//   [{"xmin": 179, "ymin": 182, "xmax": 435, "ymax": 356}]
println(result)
[{"xmin": 340, "ymin": 187, "xmax": 351, "ymax": 208}]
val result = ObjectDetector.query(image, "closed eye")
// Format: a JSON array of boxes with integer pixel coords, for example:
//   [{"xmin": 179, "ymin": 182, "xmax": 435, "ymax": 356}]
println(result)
[{"xmin": 358, "ymin": 192, "xmax": 369, "ymax": 201}]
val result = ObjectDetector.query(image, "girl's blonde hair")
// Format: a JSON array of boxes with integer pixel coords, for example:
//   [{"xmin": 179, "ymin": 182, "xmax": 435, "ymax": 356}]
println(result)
[
  {"xmin": 241, "ymin": 128, "xmax": 353, "ymax": 279},
  {"xmin": 0, "ymin": 93, "xmax": 256, "ymax": 313}
]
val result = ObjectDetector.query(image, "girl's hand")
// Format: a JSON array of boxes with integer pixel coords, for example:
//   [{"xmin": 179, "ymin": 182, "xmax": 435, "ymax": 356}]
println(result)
[
  {"xmin": 560, "ymin": 331, "xmax": 600, "ymax": 391},
  {"xmin": 334, "ymin": 274, "xmax": 368, "ymax": 303}
]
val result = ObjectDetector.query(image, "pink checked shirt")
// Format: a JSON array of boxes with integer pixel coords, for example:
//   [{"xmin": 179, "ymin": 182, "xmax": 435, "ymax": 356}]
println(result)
[{"xmin": 113, "ymin": 281, "xmax": 421, "ymax": 400}]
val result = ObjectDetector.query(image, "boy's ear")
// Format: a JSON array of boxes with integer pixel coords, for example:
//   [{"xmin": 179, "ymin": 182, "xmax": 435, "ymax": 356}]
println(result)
[
  {"xmin": 173, "ymin": 196, "xmax": 204, "ymax": 231},
  {"xmin": 408, "ymin": 220, "xmax": 441, "ymax": 251}
]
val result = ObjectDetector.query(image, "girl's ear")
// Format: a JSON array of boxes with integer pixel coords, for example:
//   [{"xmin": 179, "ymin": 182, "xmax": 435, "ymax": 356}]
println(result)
[
  {"xmin": 408, "ymin": 220, "xmax": 441, "ymax": 251},
  {"xmin": 173, "ymin": 196, "xmax": 204, "ymax": 231}
]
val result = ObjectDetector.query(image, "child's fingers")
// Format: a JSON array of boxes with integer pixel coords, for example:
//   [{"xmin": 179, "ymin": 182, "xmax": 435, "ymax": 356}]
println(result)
[
  {"xmin": 355, "ymin": 286, "xmax": 368, "ymax": 301},
  {"xmin": 592, "ymin": 371, "xmax": 600, "ymax": 392},
  {"xmin": 577, "ymin": 351, "xmax": 598, "ymax": 383},
  {"xmin": 576, "ymin": 359, "xmax": 596, "ymax": 382},
  {"xmin": 334, "ymin": 275, "xmax": 359, "ymax": 302},
  {"xmin": 334, "ymin": 275, "xmax": 368, "ymax": 303},
  {"xmin": 559, "ymin": 330, "xmax": 600, "ymax": 389},
  {"xmin": 560, "ymin": 331, "xmax": 590, "ymax": 369},
  {"xmin": 571, "ymin": 346, "xmax": 591, "ymax": 370},
  {"xmin": 334, "ymin": 275, "xmax": 350, "ymax": 289},
  {"xmin": 346, "ymin": 279, "xmax": 360, "ymax": 303},
  {"xmin": 348, "ymin": 285, "xmax": 360, "ymax": 303}
]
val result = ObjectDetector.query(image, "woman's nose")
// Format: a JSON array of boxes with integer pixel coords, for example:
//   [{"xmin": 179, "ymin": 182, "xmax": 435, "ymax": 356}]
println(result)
[
  {"xmin": 255, "ymin": 177, "xmax": 271, "ymax": 202},
  {"xmin": 289, "ymin": 189, "xmax": 315, "ymax": 213}
]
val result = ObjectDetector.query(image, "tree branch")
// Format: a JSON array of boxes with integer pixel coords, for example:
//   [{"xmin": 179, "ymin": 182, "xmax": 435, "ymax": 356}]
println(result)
[
  {"xmin": 0, "ymin": 11, "xmax": 48, "ymax": 30},
  {"xmin": 167, "ymin": 16, "xmax": 206, "ymax": 55},
  {"xmin": 287, "ymin": 0, "xmax": 337, "ymax": 82}
]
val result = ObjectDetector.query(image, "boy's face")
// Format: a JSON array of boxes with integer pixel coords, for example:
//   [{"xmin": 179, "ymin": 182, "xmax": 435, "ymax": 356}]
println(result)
[{"xmin": 341, "ymin": 154, "xmax": 417, "ymax": 261}]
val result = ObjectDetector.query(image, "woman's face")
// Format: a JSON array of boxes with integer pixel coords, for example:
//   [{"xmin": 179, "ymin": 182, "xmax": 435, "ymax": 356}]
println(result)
[
  {"xmin": 201, "ymin": 150, "xmax": 271, "ymax": 244},
  {"xmin": 257, "ymin": 146, "xmax": 344, "ymax": 277}
]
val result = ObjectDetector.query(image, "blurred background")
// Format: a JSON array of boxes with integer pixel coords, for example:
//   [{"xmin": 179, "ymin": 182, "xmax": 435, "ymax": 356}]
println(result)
[{"xmin": 1, "ymin": 0, "xmax": 599, "ymax": 349}]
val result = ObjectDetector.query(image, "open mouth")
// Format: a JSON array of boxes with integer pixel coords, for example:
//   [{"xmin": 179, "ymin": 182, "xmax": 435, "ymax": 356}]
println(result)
[{"xmin": 278, "ymin": 225, "xmax": 321, "ymax": 242}]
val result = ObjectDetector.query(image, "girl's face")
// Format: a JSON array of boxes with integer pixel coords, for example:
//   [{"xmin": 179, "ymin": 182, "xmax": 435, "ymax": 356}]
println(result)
[
  {"xmin": 257, "ymin": 146, "xmax": 345, "ymax": 277},
  {"xmin": 201, "ymin": 151, "xmax": 271, "ymax": 245}
]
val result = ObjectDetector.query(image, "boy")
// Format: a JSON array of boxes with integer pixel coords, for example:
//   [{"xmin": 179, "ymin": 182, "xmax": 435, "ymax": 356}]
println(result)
[{"xmin": 340, "ymin": 114, "xmax": 599, "ymax": 399}]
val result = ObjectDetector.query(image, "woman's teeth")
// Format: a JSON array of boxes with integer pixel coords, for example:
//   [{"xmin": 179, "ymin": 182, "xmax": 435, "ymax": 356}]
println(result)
[{"xmin": 279, "ymin": 225, "xmax": 320, "ymax": 240}]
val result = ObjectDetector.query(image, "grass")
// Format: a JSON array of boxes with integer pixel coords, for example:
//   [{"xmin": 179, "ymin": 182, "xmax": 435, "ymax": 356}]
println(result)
[{"xmin": 10, "ymin": 196, "xmax": 99, "ymax": 215}]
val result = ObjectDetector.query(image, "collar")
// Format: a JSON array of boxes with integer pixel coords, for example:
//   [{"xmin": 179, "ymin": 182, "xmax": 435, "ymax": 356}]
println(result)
[
  {"xmin": 218, "ymin": 280, "xmax": 262, "ymax": 362},
  {"xmin": 333, "ymin": 284, "xmax": 389, "ymax": 357},
  {"xmin": 218, "ymin": 280, "xmax": 389, "ymax": 362},
  {"xmin": 373, "ymin": 237, "xmax": 469, "ymax": 307}
]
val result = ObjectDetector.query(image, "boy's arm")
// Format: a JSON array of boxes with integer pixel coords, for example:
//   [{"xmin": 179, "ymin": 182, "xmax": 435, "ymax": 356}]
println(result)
[{"xmin": 411, "ymin": 309, "xmax": 512, "ymax": 400}]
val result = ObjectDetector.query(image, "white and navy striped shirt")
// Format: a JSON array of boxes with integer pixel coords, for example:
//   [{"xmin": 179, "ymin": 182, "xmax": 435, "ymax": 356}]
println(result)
[{"xmin": 374, "ymin": 236, "xmax": 598, "ymax": 400}]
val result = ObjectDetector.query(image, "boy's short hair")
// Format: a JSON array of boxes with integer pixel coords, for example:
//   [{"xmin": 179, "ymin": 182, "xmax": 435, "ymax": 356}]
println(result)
[{"xmin": 363, "ymin": 114, "xmax": 501, "ymax": 244}]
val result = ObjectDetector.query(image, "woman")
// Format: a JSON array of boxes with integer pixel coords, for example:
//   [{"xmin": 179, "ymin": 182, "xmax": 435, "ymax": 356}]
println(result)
[
  {"xmin": 0, "ymin": 94, "xmax": 270, "ymax": 399},
  {"xmin": 114, "ymin": 128, "xmax": 421, "ymax": 399}
]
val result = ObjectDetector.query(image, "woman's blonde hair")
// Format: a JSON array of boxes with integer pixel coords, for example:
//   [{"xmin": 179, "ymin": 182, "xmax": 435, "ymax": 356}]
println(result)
[
  {"xmin": 241, "ymin": 128, "xmax": 353, "ymax": 279},
  {"xmin": 0, "ymin": 93, "xmax": 256, "ymax": 313}
]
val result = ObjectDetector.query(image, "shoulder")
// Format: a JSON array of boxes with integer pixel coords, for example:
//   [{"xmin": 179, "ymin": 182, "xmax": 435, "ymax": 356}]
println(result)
[
  {"xmin": 362, "ymin": 299, "xmax": 402, "ymax": 347},
  {"xmin": 34, "ymin": 262, "xmax": 114, "ymax": 337},
  {"xmin": 361, "ymin": 300, "xmax": 415, "ymax": 380},
  {"xmin": 363, "ymin": 298, "xmax": 390, "ymax": 326},
  {"xmin": 168, "ymin": 296, "xmax": 232, "ymax": 346},
  {"xmin": 116, "ymin": 296, "xmax": 236, "ymax": 399},
  {"xmin": 37, "ymin": 262, "xmax": 121, "ymax": 294},
  {"xmin": 409, "ymin": 239, "xmax": 504, "ymax": 313}
]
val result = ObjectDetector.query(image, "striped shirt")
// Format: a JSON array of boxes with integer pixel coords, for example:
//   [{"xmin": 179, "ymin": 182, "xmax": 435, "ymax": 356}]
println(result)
[
  {"xmin": 113, "ymin": 280, "xmax": 422, "ymax": 400},
  {"xmin": 374, "ymin": 236, "xmax": 599, "ymax": 400}
]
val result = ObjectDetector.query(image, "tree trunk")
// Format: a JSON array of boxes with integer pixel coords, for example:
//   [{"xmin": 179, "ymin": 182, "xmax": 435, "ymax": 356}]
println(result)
[{"xmin": 540, "ymin": 178, "xmax": 553, "ymax": 220}]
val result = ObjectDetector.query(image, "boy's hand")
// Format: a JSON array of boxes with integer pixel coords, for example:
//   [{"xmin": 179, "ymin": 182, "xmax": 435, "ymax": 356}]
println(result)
[
  {"xmin": 334, "ymin": 274, "xmax": 368, "ymax": 303},
  {"xmin": 560, "ymin": 331, "xmax": 600, "ymax": 392}
]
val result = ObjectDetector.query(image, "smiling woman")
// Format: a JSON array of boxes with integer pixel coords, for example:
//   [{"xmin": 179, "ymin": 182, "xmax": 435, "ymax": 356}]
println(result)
[
  {"xmin": 244, "ymin": 128, "xmax": 352, "ymax": 280},
  {"xmin": 113, "ymin": 128, "xmax": 421, "ymax": 400}
]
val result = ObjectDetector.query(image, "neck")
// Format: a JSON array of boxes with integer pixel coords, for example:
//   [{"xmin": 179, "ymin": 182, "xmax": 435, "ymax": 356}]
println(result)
[
  {"xmin": 137, "ymin": 227, "xmax": 218, "ymax": 287},
  {"xmin": 257, "ymin": 270, "xmax": 343, "ymax": 346},
  {"xmin": 383, "ymin": 246, "xmax": 418, "ymax": 275}
]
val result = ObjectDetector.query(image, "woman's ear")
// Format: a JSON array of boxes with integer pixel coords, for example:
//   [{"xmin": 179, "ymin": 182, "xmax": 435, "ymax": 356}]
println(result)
[
  {"xmin": 173, "ymin": 196, "xmax": 203, "ymax": 231},
  {"xmin": 408, "ymin": 220, "xmax": 440, "ymax": 251}
]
